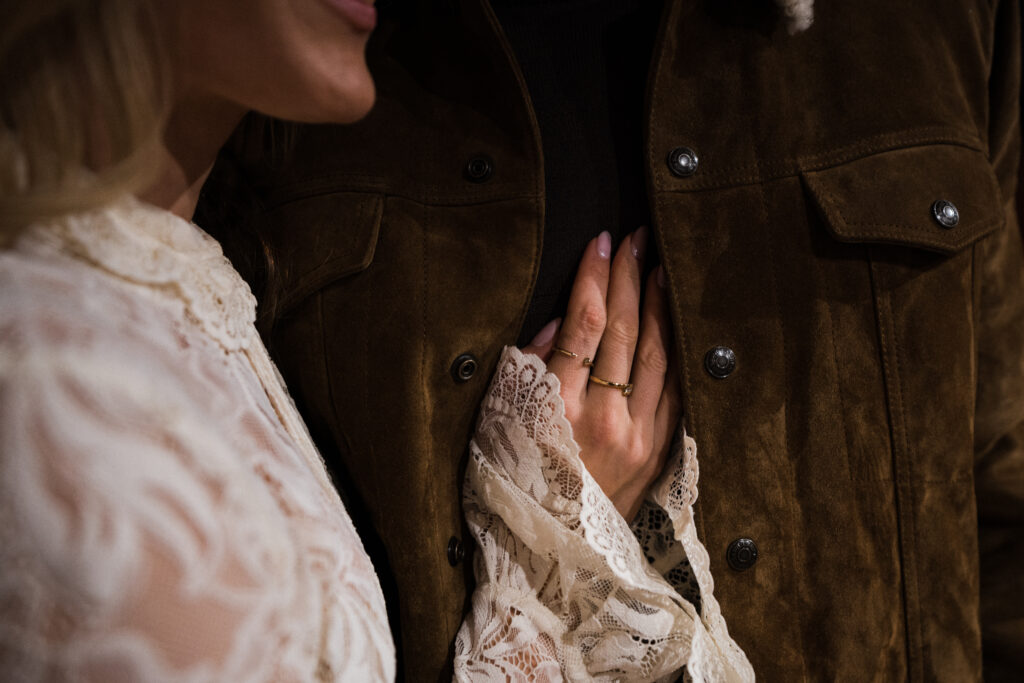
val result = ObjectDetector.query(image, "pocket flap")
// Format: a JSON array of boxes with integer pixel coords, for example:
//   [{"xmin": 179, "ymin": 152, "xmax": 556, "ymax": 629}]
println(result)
[
  {"xmin": 802, "ymin": 145, "xmax": 1002, "ymax": 254},
  {"xmin": 267, "ymin": 191, "xmax": 383, "ymax": 313}
]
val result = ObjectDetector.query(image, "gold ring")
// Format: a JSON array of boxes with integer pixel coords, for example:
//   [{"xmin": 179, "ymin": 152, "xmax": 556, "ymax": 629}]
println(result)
[
  {"xmin": 582, "ymin": 357, "xmax": 595, "ymax": 367},
  {"xmin": 552, "ymin": 346, "xmax": 578, "ymax": 359},
  {"xmin": 588, "ymin": 374, "xmax": 634, "ymax": 397}
]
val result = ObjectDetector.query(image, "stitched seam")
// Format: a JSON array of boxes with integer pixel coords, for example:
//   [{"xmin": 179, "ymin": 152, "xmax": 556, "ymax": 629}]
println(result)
[
  {"xmin": 646, "ymin": 0, "xmax": 704, "ymax": 548},
  {"xmin": 834, "ymin": 474, "xmax": 975, "ymax": 485},
  {"xmin": 761, "ymin": 175, "xmax": 788, "ymax": 473},
  {"xmin": 969, "ymin": 241, "xmax": 981, "ymax": 411},
  {"xmin": 826, "ymin": 297, "xmax": 856, "ymax": 481},
  {"xmin": 869, "ymin": 258, "xmax": 921, "ymax": 681},
  {"xmin": 888, "ymin": 289, "xmax": 925, "ymax": 682},
  {"xmin": 717, "ymin": 132, "xmax": 977, "ymax": 174},
  {"xmin": 265, "ymin": 183, "xmax": 542, "ymax": 210},
  {"xmin": 417, "ymin": 201, "xmax": 456, "ymax": 644},
  {"xmin": 760, "ymin": 144, "xmax": 812, "ymax": 679},
  {"xmin": 318, "ymin": 291, "xmax": 357, "ymax": 490},
  {"xmin": 271, "ymin": 190, "xmax": 544, "ymax": 216},
  {"xmin": 655, "ymin": 131, "xmax": 985, "ymax": 192}
]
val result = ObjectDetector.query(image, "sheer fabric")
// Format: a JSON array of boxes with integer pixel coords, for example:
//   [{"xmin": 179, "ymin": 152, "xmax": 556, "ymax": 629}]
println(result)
[
  {"xmin": 0, "ymin": 199, "xmax": 395, "ymax": 681},
  {"xmin": 454, "ymin": 348, "xmax": 754, "ymax": 682},
  {"xmin": 0, "ymin": 197, "xmax": 749, "ymax": 682}
]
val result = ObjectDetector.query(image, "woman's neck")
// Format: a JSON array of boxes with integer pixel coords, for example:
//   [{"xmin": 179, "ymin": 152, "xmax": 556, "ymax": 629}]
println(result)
[{"xmin": 141, "ymin": 92, "xmax": 245, "ymax": 220}]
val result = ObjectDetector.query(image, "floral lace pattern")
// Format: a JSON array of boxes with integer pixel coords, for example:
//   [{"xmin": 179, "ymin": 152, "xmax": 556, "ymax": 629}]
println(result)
[
  {"xmin": 1, "ymin": 196, "xmax": 751, "ymax": 682},
  {"xmin": 0, "ymin": 198, "xmax": 394, "ymax": 682},
  {"xmin": 43, "ymin": 199, "xmax": 259, "ymax": 352},
  {"xmin": 454, "ymin": 347, "xmax": 754, "ymax": 682}
]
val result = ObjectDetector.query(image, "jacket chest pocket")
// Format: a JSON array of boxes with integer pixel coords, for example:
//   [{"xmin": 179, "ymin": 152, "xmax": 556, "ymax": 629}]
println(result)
[
  {"xmin": 265, "ymin": 191, "xmax": 384, "ymax": 317},
  {"xmin": 259, "ymin": 190, "xmax": 387, "ymax": 483},
  {"xmin": 802, "ymin": 143, "xmax": 1003, "ymax": 483}
]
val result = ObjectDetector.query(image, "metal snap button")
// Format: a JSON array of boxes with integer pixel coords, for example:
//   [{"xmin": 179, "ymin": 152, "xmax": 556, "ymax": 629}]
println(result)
[
  {"xmin": 726, "ymin": 538, "xmax": 758, "ymax": 571},
  {"xmin": 931, "ymin": 200, "xmax": 959, "ymax": 228},
  {"xmin": 667, "ymin": 146, "xmax": 699, "ymax": 177},
  {"xmin": 451, "ymin": 353, "xmax": 479, "ymax": 383},
  {"xmin": 465, "ymin": 155, "xmax": 494, "ymax": 183},
  {"xmin": 704, "ymin": 346, "xmax": 736, "ymax": 379},
  {"xmin": 447, "ymin": 537, "xmax": 466, "ymax": 566}
]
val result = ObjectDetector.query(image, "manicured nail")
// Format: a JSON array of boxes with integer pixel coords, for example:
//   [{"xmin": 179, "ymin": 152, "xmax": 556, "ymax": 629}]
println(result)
[
  {"xmin": 597, "ymin": 231, "xmax": 612, "ymax": 259},
  {"xmin": 530, "ymin": 318, "xmax": 560, "ymax": 346},
  {"xmin": 631, "ymin": 226, "xmax": 648, "ymax": 261},
  {"xmin": 657, "ymin": 265, "xmax": 666, "ymax": 287}
]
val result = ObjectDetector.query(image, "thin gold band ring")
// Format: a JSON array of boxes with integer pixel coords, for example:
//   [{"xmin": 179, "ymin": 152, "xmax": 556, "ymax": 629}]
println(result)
[
  {"xmin": 588, "ymin": 374, "xmax": 634, "ymax": 397},
  {"xmin": 554, "ymin": 346, "xmax": 596, "ymax": 368},
  {"xmin": 552, "ymin": 346, "xmax": 578, "ymax": 359}
]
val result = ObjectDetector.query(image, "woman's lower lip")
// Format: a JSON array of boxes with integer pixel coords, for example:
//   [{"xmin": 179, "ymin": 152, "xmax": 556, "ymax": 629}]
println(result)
[{"xmin": 324, "ymin": 0, "xmax": 377, "ymax": 32}]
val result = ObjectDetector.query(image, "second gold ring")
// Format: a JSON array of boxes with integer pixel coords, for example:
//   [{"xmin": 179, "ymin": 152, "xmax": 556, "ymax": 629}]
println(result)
[{"xmin": 588, "ymin": 374, "xmax": 634, "ymax": 397}]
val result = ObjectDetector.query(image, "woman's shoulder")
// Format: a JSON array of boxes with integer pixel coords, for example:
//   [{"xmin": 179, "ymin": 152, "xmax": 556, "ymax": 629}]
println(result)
[
  {"xmin": 0, "ymin": 222, "xmax": 182, "ymax": 389},
  {"xmin": 1, "ymin": 197, "xmax": 258, "ymax": 357},
  {"xmin": 0, "ymin": 204, "xmax": 291, "ymax": 620},
  {"xmin": 0, "ymin": 234, "xmax": 311, "ymax": 680},
  {"xmin": 0, "ymin": 202, "xmax": 254, "ymax": 462}
]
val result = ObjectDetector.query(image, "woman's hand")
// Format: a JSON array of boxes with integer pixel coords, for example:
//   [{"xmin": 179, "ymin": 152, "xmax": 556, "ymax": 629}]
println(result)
[{"xmin": 522, "ymin": 228, "xmax": 682, "ymax": 521}]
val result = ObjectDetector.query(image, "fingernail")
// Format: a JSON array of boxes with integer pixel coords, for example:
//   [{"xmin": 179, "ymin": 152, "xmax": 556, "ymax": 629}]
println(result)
[
  {"xmin": 631, "ymin": 226, "xmax": 648, "ymax": 261},
  {"xmin": 530, "ymin": 318, "xmax": 560, "ymax": 346},
  {"xmin": 657, "ymin": 265, "xmax": 666, "ymax": 288},
  {"xmin": 597, "ymin": 231, "xmax": 612, "ymax": 259}
]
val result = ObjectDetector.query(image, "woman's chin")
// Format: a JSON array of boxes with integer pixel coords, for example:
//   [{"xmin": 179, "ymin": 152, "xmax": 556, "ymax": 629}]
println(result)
[
  {"xmin": 332, "ymin": 78, "xmax": 377, "ymax": 124},
  {"xmin": 282, "ymin": 67, "xmax": 377, "ymax": 125}
]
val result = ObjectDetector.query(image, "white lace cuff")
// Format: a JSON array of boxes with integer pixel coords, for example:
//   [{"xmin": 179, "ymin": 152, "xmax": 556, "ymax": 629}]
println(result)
[{"xmin": 453, "ymin": 347, "xmax": 754, "ymax": 682}]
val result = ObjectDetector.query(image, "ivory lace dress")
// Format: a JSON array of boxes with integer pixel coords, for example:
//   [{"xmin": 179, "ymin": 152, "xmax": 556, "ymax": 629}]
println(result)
[{"xmin": 0, "ymin": 197, "xmax": 752, "ymax": 682}]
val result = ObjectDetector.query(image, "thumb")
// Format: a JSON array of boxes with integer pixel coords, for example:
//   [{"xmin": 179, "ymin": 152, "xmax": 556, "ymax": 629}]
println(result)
[{"xmin": 520, "ymin": 318, "xmax": 561, "ymax": 362}]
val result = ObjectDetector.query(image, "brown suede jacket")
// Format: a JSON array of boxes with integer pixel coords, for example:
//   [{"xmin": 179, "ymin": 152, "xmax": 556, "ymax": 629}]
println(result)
[{"xmin": 199, "ymin": 0, "xmax": 1024, "ymax": 680}]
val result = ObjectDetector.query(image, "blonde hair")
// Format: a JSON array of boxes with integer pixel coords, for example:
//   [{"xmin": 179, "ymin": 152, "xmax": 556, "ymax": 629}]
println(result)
[{"xmin": 0, "ymin": 0, "xmax": 169, "ymax": 236}]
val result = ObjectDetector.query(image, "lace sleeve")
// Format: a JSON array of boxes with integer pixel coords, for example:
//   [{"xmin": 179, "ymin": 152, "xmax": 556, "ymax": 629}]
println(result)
[
  {"xmin": 453, "ymin": 347, "xmax": 755, "ymax": 682},
  {"xmin": 0, "ymin": 326, "xmax": 310, "ymax": 681}
]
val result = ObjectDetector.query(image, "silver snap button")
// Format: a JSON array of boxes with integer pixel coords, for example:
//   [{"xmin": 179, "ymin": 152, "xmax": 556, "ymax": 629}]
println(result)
[
  {"xmin": 667, "ymin": 146, "xmax": 699, "ymax": 177},
  {"xmin": 931, "ymin": 200, "xmax": 959, "ymax": 229},
  {"xmin": 704, "ymin": 346, "xmax": 737, "ymax": 379},
  {"xmin": 451, "ymin": 353, "xmax": 478, "ymax": 383}
]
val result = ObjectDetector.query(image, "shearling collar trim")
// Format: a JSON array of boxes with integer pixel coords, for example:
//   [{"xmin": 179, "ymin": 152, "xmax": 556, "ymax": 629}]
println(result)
[{"xmin": 777, "ymin": 0, "xmax": 813, "ymax": 33}]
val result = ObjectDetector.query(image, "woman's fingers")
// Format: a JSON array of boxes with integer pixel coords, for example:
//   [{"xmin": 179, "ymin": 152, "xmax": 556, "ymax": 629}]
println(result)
[
  {"xmin": 587, "ymin": 227, "xmax": 647, "ymax": 404},
  {"xmin": 547, "ymin": 231, "xmax": 612, "ymax": 403},
  {"xmin": 628, "ymin": 265, "xmax": 672, "ymax": 419},
  {"xmin": 533, "ymin": 223, "xmax": 683, "ymax": 521}
]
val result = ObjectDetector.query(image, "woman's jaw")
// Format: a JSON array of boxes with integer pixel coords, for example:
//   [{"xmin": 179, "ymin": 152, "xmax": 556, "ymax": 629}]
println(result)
[{"xmin": 148, "ymin": 0, "xmax": 378, "ymax": 217}]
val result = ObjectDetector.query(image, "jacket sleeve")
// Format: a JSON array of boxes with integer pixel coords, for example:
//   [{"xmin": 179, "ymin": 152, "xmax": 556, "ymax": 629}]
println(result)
[
  {"xmin": 451, "ymin": 347, "xmax": 754, "ymax": 683},
  {"xmin": 975, "ymin": 0, "xmax": 1024, "ymax": 676}
]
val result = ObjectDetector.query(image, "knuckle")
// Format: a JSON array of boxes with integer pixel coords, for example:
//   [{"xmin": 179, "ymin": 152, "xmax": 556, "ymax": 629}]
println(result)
[
  {"xmin": 636, "ymin": 344, "xmax": 669, "ymax": 375},
  {"xmin": 605, "ymin": 317, "xmax": 639, "ymax": 346},
  {"xmin": 624, "ymin": 442, "xmax": 651, "ymax": 470},
  {"xmin": 576, "ymin": 303, "xmax": 607, "ymax": 337}
]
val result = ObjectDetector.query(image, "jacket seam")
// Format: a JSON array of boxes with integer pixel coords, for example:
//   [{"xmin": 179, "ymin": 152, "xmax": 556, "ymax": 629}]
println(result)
[
  {"xmin": 892, "ymin": 289, "xmax": 927, "ymax": 683},
  {"xmin": 761, "ymin": 172, "xmax": 814, "ymax": 671},
  {"xmin": 654, "ymin": 133, "xmax": 986, "ymax": 193},
  {"xmin": 646, "ymin": 0, "xmax": 703, "ymax": 546},
  {"xmin": 870, "ymin": 257, "xmax": 925, "ymax": 681},
  {"xmin": 264, "ymin": 185, "xmax": 543, "ymax": 210},
  {"xmin": 827, "ymin": 293, "xmax": 857, "ymax": 481}
]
